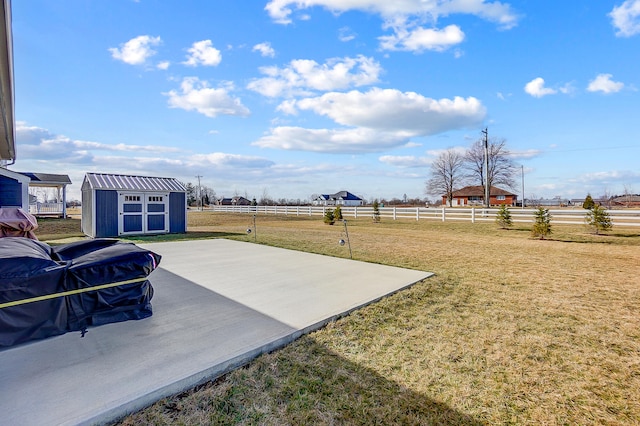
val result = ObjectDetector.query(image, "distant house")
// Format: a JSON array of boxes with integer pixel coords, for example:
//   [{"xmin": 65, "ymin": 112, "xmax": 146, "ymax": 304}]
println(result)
[
  {"xmin": 313, "ymin": 191, "xmax": 364, "ymax": 207},
  {"xmin": 218, "ymin": 196, "xmax": 251, "ymax": 206},
  {"xmin": 232, "ymin": 196, "xmax": 252, "ymax": 206},
  {"xmin": 610, "ymin": 195, "xmax": 640, "ymax": 208},
  {"xmin": 22, "ymin": 172, "xmax": 72, "ymax": 217},
  {"xmin": 0, "ymin": 169, "xmax": 71, "ymax": 217},
  {"xmin": 443, "ymin": 186, "xmax": 517, "ymax": 207}
]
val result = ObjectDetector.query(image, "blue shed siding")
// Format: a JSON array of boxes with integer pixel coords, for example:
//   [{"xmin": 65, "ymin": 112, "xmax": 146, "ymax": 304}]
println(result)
[
  {"xmin": 0, "ymin": 175, "xmax": 22, "ymax": 207},
  {"xmin": 169, "ymin": 192, "xmax": 186, "ymax": 233},
  {"xmin": 94, "ymin": 190, "xmax": 119, "ymax": 238},
  {"xmin": 147, "ymin": 214, "xmax": 166, "ymax": 231}
]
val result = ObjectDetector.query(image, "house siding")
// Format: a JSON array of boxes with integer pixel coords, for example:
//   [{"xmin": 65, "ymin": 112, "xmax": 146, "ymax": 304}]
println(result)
[
  {"xmin": 0, "ymin": 175, "xmax": 22, "ymax": 207},
  {"xmin": 442, "ymin": 186, "xmax": 517, "ymax": 207}
]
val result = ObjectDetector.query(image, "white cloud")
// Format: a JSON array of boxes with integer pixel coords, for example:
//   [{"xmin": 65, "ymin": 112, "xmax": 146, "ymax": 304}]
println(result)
[
  {"xmin": 610, "ymin": 0, "xmax": 640, "ymax": 37},
  {"xmin": 524, "ymin": 77, "xmax": 557, "ymax": 98},
  {"xmin": 338, "ymin": 27, "xmax": 357, "ymax": 42},
  {"xmin": 425, "ymin": 146, "xmax": 467, "ymax": 157},
  {"xmin": 157, "ymin": 61, "xmax": 170, "ymax": 70},
  {"xmin": 254, "ymin": 89, "xmax": 486, "ymax": 153},
  {"xmin": 265, "ymin": 0, "xmax": 519, "ymax": 29},
  {"xmin": 289, "ymin": 89, "xmax": 486, "ymax": 134},
  {"xmin": 247, "ymin": 55, "xmax": 382, "ymax": 98},
  {"xmin": 509, "ymin": 149, "xmax": 542, "ymax": 159},
  {"xmin": 108, "ymin": 35, "xmax": 161, "ymax": 65},
  {"xmin": 558, "ymin": 82, "xmax": 575, "ymax": 95},
  {"xmin": 252, "ymin": 42, "xmax": 276, "ymax": 57},
  {"xmin": 571, "ymin": 170, "xmax": 640, "ymax": 189},
  {"xmin": 189, "ymin": 153, "xmax": 275, "ymax": 168},
  {"xmin": 379, "ymin": 155, "xmax": 431, "ymax": 167},
  {"xmin": 379, "ymin": 24, "xmax": 465, "ymax": 52},
  {"xmin": 252, "ymin": 126, "xmax": 411, "ymax": 153},
  {"xmin": 587, "ymin": 73, "xmax": 624, "ymax": 94},
  {"xmin": 16, "ymin": 122, "xmax": 180, "ymax": 160},
  {"xmin": 164, "ymin": 77, "xmax": 250, "ymax": 118},
  {"xmin": 183, "ymin": 40, "xmax": 222, "ymax": 67}
]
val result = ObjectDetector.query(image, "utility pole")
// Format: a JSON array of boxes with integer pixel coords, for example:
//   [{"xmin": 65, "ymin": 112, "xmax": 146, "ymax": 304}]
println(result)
[
  {"xmin": 521, "ymin": 164, "xmax": 525, "ymax": 209},
  {"xmin": 195, "ymin": 175, "xmax": 203, "ymax": 211},
  {"xmin": 482, "ymin": 127, "xmax": 490, "ymax": 208}
]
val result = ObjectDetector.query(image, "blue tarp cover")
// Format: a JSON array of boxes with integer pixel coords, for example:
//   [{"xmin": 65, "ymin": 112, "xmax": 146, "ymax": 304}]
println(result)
[{"xmin": 0, "ymin": 238, "xmax": 160, "ymax": 347}]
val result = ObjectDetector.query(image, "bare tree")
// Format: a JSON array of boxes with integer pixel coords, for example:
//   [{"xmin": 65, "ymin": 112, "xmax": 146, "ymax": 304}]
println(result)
[
  {"xmin": 623, "ymin": 185, "xmax": 634, "ymax": 208},
  {"xmin": 599, "ymin": 188, "xmax": 612, "ymax": 208},
  {"xmin": 465, "ymin": 137, "xmax": 517, "ymax": 191},
  {"xmin": 259, "ymin": 187, "xmax": 274, "ymax": 205},
  {"xmin": 426, "ymin": 149, "xmax": 466, "ymax": 207}
]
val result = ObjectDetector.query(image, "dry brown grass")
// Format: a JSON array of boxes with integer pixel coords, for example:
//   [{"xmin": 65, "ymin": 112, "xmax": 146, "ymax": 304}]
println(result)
[
  {"xmin": 34, "ymin": 216, "xmax": 84, "ymax": 242},
  {"xmin": 118, "ymin": 212, "xmax": 640, "ymax": 425},
  {"xmin": 37, "ymin": 212, "xmax": 640, "ymax": 424}
]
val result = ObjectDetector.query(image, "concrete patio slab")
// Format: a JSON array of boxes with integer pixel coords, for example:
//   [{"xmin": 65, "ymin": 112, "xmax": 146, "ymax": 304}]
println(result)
[{"xmin": 0, "ymin": 239, "xmax": 432, "ymax": 426}]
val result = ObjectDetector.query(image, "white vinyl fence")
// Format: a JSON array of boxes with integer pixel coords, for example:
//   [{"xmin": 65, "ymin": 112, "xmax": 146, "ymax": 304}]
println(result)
[
  {"xmin": 29, "ymin": 202, "xmax": 65, "ymax": 216},
  {"xmin": 207, "ymin": 205, "xmax": 640, "ymax": 227}
]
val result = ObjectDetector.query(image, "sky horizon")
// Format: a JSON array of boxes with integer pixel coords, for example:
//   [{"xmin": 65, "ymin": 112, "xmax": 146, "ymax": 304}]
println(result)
[{"xmin": 9, "ymin": 0, "xmax": 640, "ymax": 203}]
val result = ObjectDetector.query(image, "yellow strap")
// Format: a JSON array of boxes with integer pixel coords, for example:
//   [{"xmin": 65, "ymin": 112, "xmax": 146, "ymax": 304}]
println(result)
[{"xmin": 0, "ymin": 277, "xmax": 149, "ymax": 309}]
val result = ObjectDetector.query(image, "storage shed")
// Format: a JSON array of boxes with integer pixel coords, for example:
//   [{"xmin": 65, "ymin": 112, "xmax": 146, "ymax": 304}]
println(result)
[{"xmin": 82, "ymin": 173, "xmax": 186, "ymax": 238}]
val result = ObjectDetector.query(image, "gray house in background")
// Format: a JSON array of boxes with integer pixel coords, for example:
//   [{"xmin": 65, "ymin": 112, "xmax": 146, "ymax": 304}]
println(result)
[
  {"xmin": 82, "ymin": 173, "xmax": 187, "ymax": 238},
  {"xmin": 0, "ymin": 169, "xmax": 71, "ymax": 217},
  {"xmin": 22, "ymin": 172, "xmax": 72, "ymax": 217}
]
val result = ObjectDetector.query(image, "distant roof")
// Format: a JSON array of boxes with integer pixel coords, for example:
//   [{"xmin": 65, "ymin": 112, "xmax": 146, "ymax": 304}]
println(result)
[
  {"xmin": 319, "ymin": 191, "xmax": 363, "ymax": 201},
  {"xmin": 0, "ymin": 0, "xmax": 15, "ymax": 162},
  {"xmin": 611, "ymin": 195, "xmax": 640, "ymax": 203},
  {"xmin": 451, "ymin": 186, "xmax": 516, "ymax": 197},
  {"xmin": 19, "ymin": 172, "xmax": 71, "ymax": 186},
  {"xmin": 83, "ymin": 173, "xmax": 186, "ymax": 192}
]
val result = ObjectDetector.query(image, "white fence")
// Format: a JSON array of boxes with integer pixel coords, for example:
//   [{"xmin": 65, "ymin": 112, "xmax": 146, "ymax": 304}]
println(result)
[
  {"xmin": 29, "ymin": 202, "xmax": 65, "ymax": 216},
  {"xmin": 206, "ymin": 205, "xmax": 640, "ymax": 227}
]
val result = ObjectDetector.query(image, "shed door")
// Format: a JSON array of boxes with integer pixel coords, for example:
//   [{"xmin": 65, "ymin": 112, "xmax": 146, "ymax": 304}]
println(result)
[
  {"xmin": 145, "ymin": 194, "xmax": 169, "ymax": 233},
  {"xmin": 119, "ymin": 193, "xmax": 143, "ymax": 235},
  {"xmin": 118, "ymin": 192, "xmax": 169, "ymax": 235}
]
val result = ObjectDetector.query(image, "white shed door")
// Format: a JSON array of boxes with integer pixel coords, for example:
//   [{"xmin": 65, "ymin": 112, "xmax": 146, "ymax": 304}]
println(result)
[{"xmin": 118, "ymin": 192, "xmax": 169, "ymax": 235}]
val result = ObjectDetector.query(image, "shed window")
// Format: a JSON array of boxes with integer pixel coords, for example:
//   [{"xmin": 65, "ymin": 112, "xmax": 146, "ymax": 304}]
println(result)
[
  {"xmin": 148, "ymin": 196, "xmax": 163, "ymax": 202},
  {"xmin": 124, "ymin": 195, "xmax": 141, "ymax": 202},
  {"xmin": 497, "ymin": 195, "xmax": 506, "ymax": 201}
]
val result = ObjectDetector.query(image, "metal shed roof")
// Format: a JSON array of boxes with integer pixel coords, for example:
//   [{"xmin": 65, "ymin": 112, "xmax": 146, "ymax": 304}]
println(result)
[{"xmin": 84, "ymin": 173, "xmax": 186, "ymax": 192}]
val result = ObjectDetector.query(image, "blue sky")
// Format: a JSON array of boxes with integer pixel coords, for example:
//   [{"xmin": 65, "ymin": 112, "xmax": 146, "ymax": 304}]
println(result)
[{"xmin": 10, "ymin": 0, "xmax": 640, "ymax": 202}]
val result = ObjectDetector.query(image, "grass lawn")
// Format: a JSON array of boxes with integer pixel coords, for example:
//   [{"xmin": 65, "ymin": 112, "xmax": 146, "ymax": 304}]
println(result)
[{"xmin": 37, "ymin": 212, "xmax": 640, "ymax": 424}]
